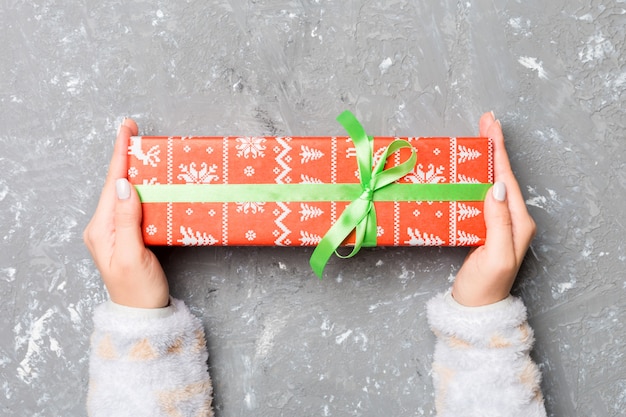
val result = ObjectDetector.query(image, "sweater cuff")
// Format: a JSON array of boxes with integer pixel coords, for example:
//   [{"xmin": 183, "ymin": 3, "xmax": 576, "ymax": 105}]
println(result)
[
  {"xmin": 444, "ymin": 291, "xmax": 517, "ymax": 313},
  {"xmin": 427, "ymin": 290, "xmax": 530, "ymax": 348},
  {"xmin": 107, "ymin": 298, "xmax": 175, "ymax": 320}
]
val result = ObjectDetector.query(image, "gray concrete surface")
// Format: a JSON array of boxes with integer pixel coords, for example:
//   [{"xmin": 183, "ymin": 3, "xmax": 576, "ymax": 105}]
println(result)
[{"xmin": 1, "ymin": 1, "xmax": 624, "ymax": 416}]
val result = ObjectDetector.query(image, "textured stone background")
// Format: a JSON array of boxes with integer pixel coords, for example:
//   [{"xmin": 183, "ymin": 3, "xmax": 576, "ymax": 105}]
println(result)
[{"xmin": 1, "ymin": 1, "xmax": 624, "ymax": 416}]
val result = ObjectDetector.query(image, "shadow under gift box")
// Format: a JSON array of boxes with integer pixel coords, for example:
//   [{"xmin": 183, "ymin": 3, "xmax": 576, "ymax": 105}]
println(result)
[{"xmin": 127, "ymin": 135, "xmax": 493, "ymax": 248}]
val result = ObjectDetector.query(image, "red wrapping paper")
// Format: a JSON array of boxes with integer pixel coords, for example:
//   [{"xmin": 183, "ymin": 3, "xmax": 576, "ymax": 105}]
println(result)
[{"xmin": 127, "ymin": 135, "xmax": 493, "ymax": 247}]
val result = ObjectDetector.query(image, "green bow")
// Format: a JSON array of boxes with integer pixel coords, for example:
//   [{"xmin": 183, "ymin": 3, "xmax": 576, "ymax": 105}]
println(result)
[{"xmin": 309, "ymin": 111, "xmax": 417, "ymax": 278}]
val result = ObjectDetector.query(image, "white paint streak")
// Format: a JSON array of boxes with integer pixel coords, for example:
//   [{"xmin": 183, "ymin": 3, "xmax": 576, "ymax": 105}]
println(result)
[
  {"xmin": 255, "ymin": 316, "xmax": 287, "ymax": 359},
  {"xmin": 379, "ymin": 57, "xmax": 393, "ymax": 74},
  {"xmin": 518, "ymin": 56, "xmax": 548, "ymax": 80},
  {"xmin": 526, "ymin": 186, "xmax": 548, "ymax": 209},
  {"xmin": 556, "ymin": 281, "xmax": 575, "ymax": 293},
  {"xmin": 1, "ymin": 267, "xmax": 16, "ymax": 282},
  {"xmin": 579, "ymin": 32, "xmax": 614, "ymax": 63},
  {"xmin": 335, "ymin": 329, "xmax": 352, "ymax": 345},
  {"xmin": 17, "ymin": 308, "xmax": 56, "ymax": 383},
  {"xmin": 368, "ymin": 300, "xmax": 392, "ymax": 312}
]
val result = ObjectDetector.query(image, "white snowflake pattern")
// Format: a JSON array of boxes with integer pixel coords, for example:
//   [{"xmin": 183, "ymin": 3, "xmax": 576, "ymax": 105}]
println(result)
[
  {"xmin": 245, "ymin": 230, "xmax": 256, "ymax": 241},
  {"xmin": 413, "ymin": 209, "xmax": 421, "ymax": 217},
  {"xmin": 186, "ymin": 208, "xmax": 193, "ymax": 215},
  {"xmin": 146, "ymin": 224, "xmax": 157, "ymax": 235},
  {"xmin": 128, "ymin": 167, "xmax": 138, "ymax": 178},
  {"xmin": 236, "ymin": 201, "xmax": 265, "ymax": 214},
  {"xmin": 183, "ymin": 145, "xmax": 191, "ymax": 153},
  {"xmin": 208, "ymin": 209, "xmax": 216, "ymax": 216},
  {"xmin": 435, "ymin": 211, "xmax": 443, "ymax": 218},
  {"xmin": 433, "ymin": 148, "xmax": 441, "ymax": 155},
  {"xmin": 177, "ymin": 162, "xmax": 219, "ymax": 184},
  {"xmin": 244, "ymin": 166, "xmax": 255, "ymax": 177},
  {"xmin": 272, "ymin": 229, "xmax": 280, "ymax": 237},
  {"xmin": 273, "ymin": 167, "xmax": 281, "ymax": 174},
  {"xmin": 205, "ymin": 146, "xmax": 214, "ymax": 154},
  {"xmin": 236, "ymin": 136, "xmax": 266, "ymax": 158},
  {"xmin": 405, "ymin": 163, "xmax": 447, "ymax": 184},
  {"xmin": 377, "ymin": 226, "xmax": 384, "ymax": 237}
]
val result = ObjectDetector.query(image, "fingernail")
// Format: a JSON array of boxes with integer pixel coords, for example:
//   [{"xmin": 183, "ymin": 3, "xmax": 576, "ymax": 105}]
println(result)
[
  {"xmin": 495, "ymin": 119, "xmax": 502, "ymax": 128},
  {"xmin": 490, "ymin": 110, "xmax": 495, "ymax": 119},
  {"xmin": 493, "ymin": 181, "xmax": 507, "ymax": 202},
  {"xmin": 117, "ymin": 117, "xmax": 128, "ymax": 136},
  {"xmin": 116, "ymin": 178, "xmax": 131, "ymax": 200}
]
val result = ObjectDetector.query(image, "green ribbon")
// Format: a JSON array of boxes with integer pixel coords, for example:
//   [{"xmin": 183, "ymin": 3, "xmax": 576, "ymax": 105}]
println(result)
[
  {"xmin": 309, "ymin": 111, "xmax": 419, "ymax": 278},
  {"xmin": 133, "ymin": 110, "xmax": 491, "ymax": 278},
  {"xmin": 135, "ymin": 183, "xmax": 490, "ymax": 203}
]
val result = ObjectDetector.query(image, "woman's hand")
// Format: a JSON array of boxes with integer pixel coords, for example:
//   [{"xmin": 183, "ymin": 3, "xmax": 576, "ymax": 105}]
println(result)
[
  {"xmin": 452, "ymin": 112, "xmax": 536, "ymax": 306},
  {"xmin": 83, "ymin": 119, "xmax": 169, "ymax": 309}
]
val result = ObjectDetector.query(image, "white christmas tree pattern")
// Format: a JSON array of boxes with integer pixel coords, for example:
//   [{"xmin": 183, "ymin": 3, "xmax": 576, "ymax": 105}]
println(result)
[
  {"xmin": 457, "ymin": 231, "xmax": 481, "ymax": 245},
  {"xmin": 457, "ymin": 174, "xmax": 481, "ymax": 184},
  {"xmin": 299, "ymin": 231, "xmax": 322, "ymax": 245},
  {"xmin": 177, "ymin": 226, "xmax": 218, "ymax": 246},
  {"xmin": 299, "ymin": 203, "xmax": 324, "ymax": 222},
  {"xmin": 404, "ymin": 228, "xmax": 445, "ymax": 246},
  {"xmin": 457, "ymin": 145, "xmax": 482, "ymax": 163},
  {"xmin": 457, "ymin": 203, "xmax": 482, "ymax": 221},
  {"xmin": 299, "ymin": 145, "xmax": 324, "ymax": 164},
  {"xmin": 300, "ymin": 174, "xmax": 323, "ymax": 184}
]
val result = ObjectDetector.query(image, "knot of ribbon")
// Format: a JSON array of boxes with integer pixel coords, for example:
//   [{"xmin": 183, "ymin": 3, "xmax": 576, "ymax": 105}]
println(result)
[{"xmin": 309, "ymin": 111, "xmax": 417, "ymax": 278}]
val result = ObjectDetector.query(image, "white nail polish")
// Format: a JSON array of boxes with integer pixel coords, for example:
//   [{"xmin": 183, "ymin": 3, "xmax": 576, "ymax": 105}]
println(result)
[
  {"xmin": 116, "ymin": 178, "xmax": 131, "ymax": 200},
  {"xmin": 493, "ymin": 181, "xmax": 506, "ymax": 202},
  {"xmin": 117, "ymin": 117, "xmax": 128, "ymax": 136}
]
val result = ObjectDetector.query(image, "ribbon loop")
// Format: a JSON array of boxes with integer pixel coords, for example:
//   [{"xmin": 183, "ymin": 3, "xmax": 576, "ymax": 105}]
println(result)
[{"xmin": 310, "ymin": 111, "xmax": 417, "ymax": 278}]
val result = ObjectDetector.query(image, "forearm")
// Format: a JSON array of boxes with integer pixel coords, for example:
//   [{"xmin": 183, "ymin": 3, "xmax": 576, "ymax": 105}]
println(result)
[
  {"xmin": 427, "ymin": 291, "xmax": 546, "ymax": 417},
  {"xmin": 88, "ymin": 298, "xmax": 213, "ymax": 417}
]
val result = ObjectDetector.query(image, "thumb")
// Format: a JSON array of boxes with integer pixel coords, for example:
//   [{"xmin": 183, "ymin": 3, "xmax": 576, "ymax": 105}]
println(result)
[
  {"xmin": 483, "ymin": 182, "xmax": 514, "ymax": 256},
  {"xmin": 114, "ymin": 178, "xmax": 145, "ymax": 254}
]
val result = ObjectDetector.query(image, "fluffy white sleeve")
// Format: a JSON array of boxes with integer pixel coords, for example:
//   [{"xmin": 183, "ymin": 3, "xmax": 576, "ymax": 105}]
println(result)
[
  {"xmin": 427, "ymin": 291, "xmax": 546, "ymax": 417},
  {"xmin": 88, "ymin": 298, "xmax": 213, "ymax": 417}
]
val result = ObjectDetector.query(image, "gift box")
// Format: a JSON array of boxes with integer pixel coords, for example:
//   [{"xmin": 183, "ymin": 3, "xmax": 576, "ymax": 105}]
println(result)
[{"xmin": 128, "ymin": 112, "xmax": 493, "ymax": 276}]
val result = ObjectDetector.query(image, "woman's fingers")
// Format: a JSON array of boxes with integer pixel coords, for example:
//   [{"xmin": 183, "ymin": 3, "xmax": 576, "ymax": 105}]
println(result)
[{"xmin": 482, "ymin": 113, "xmax": 536, "ymax": 264}]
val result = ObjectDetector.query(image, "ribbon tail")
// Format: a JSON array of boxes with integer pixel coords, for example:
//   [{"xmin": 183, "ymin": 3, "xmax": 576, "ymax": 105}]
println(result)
[{"xmin": 310, "ymin": 199, "xmax": 370, "ymax": 278}]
